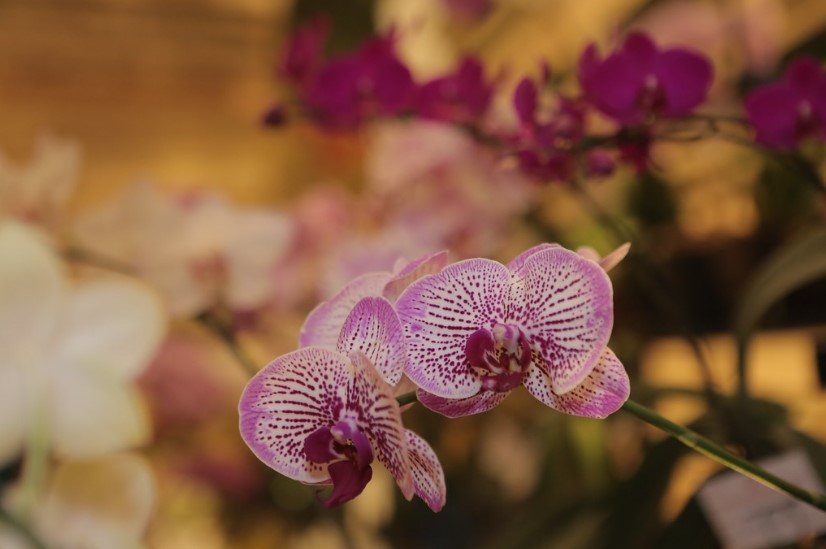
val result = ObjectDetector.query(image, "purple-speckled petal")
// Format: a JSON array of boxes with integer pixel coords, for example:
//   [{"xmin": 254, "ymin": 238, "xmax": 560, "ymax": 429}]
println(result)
[
  {"xmin": 396, "ymin": 259, "xmax": 511, "ymax": 399},
  {"xmin": 417, "ymin": 388, "xmax": 508, "ymax": 418},
  {"xmin": 300, "ymin": 272, "xmax": 393, "ymax": 348},
  {"xmin": 383, "ymin": 250, "xmax": 450, "ymax": 303},
  {"xmin": 336, "ymin": 296, "xmax": 407, "ymax": 386},
  {"xmin": 523, "ymin": 347, "xmax": 629, "ymax": 418},
  {"xmin": 405, "ymin": 429, "xmax": 446, "ymax": 512},
  {"xmin": 238, "ymin": 347, "xmax": 349, "ymax": 484},
  {"xmin": 517, "ymin": 247, "xmax": 613, "ymax": 394},
  {"xmin": 506, "ymin": 243, "xmax": 560, "ymax": 274},
  {"xmin": 321, "ymin": 459, "xmax": 373, "ymax": 508},
  {"xmin": 347, "ymin": 350, "xmax": 414, "ymax": 499}
]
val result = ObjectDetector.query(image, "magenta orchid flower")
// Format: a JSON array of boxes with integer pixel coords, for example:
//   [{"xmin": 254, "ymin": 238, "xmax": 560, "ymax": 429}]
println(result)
[
  {"xmin": 416, "ymin": 57, "xmax": 494, "ymax": 125},
  {"xmin": 396, "ymin": 244, "xmax": 630, "ymax": 418},
  {"xmin": 241, "ymin": 295, "xmax": 446, "ymax": 511},
  {"xmin": 745, "ymin": 55, "xmax": 826, "ymax": 150},
  {"xmin": 578, "ymin": 33, "xmax": 713, "ymax": 127}
]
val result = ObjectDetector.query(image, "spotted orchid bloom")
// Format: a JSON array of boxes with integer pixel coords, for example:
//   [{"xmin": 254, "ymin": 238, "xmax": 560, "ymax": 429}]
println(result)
[
  {"xmin": 240, "ymin": 296, "xmax": 446, "ymax": 511},
  {"xmin": 396, "ymin": 244, "xmax": 630, "ymax": 418}
]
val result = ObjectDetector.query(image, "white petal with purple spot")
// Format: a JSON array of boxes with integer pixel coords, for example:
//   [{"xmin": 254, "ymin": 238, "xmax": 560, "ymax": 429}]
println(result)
[
  {"xmin": 299, "ymin": 272, "xmax": 392, "ymax": 348},
  {"xmin": 405, "ymin": 429, "xmax": 446, "ymax": 512},
  {"xmin": 396, "ymin": 259, "xmax": 511, "ymax": 399},
  {"xmin": 336, "ymin": 297, "xmax": 406, "ymax": 386},
  {"xmin": 506, "ymin": 243, "xmax": 559, "ymax": 274},
  {"xmin": 523, "ymin": 347, "xmax": 629, "ymax": 418},
  {"xmin": 383, "ymin": 250, "xmax": 449, "ymax": 303},
  {"xmin": 517, "ymin": 247, "xmax": 613, "ymax": 394},
  {"xmin": 417, "ymin": 389, "xmax": 508, "ymax": 418},
  {"xmin": 347, "ymin": 350, "xmax": 414, "ymax": 500},
  {"xmin": 238, "ymin": 347, "xmax": 349, "ymax": 484}
]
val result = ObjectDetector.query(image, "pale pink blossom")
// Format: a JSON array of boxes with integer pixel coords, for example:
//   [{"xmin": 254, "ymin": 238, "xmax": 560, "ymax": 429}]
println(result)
[
  {"xmin": 73, "ymin": 182, "xmax": 295, "ymax": 317},
  {"xmin": 365, "ymin": 120, "xmax": 535, "ymax": 259}
]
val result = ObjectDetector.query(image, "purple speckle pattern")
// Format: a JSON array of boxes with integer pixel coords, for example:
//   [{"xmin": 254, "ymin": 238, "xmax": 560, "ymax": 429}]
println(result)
[
  {"xmin": 417, "ymin": 388, "xmax": 508, "ymax": 418},
  {"xmin": 523, "ymin": 347, "xmax": 629, "ymax": 418},
  {"xmin": 404, "ymin": 429, "xmax": 446, "ymax": 512},
  {"xmin": 238, "ymin": 347, "xmax": 349, "ymax": 484},
  {"xmin": 336, "ymin": 296, "xmax": 407, "ymax": 386},
  {"xmin": 347, "ymin": 350, "xmax": 414, "ymax": 499},
  {"xmin": 517, "ymin": 247, "xmax": 613, "ymax": 394},
  {"xmin": 383, "ymin": 250, "xmax": 449, "ymax": 302},
  {"xmin": 299, "ymin": 272, "xmax": 392, "ymax": 348},
  {"xmin": 396, "ymin": 258, "xmax": 511, "ymax": 399}
]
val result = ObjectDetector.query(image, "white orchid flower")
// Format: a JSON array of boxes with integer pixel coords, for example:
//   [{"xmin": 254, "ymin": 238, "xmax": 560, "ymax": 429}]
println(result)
[{"xmin": 0, "ymin": 221, "xmax": 166, "ymax": 464}]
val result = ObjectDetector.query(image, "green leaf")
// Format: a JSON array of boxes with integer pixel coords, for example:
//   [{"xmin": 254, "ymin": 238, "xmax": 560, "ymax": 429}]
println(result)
[{"xmin": 734, "ymin": 226, "xmax": 826, "ymax": 339}]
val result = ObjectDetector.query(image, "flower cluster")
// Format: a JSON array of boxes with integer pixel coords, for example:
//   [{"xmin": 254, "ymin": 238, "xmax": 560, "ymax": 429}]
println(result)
[
  {"xmin": 238, "ymin": 243, "xmax": 630, "ymax": 509},
  {"xmin": 269, "ymin": 17, "xmax": 494, "ymax": 131},
  {"xmin": 268, "ymin": 22, "xmax": 716, "ymax": 182}
]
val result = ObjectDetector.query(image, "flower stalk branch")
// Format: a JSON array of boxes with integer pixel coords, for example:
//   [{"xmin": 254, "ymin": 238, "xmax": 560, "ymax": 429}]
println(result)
[
  {"xmin": 394, "ymin": 391, "xmax": 826, "ymax": 511},
  {"xmin": 620, "ymin": 399, "xmax": 826, "ymax": 511}
]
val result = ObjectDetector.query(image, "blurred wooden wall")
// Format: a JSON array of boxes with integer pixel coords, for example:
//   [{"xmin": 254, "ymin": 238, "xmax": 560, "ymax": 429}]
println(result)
[{"xmin": 0, "ymin": 0, "xmax": 314, "ymax": 207}]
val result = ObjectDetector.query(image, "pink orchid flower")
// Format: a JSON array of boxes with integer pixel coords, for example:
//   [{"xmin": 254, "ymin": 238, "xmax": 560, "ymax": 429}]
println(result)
[
  {"xmin": 240, "ymin": 296, "xmax": 445, "ymax": 511},
  {"xmin": 395, "ymin": 244, "xmax": 630, "ymax": 418}
]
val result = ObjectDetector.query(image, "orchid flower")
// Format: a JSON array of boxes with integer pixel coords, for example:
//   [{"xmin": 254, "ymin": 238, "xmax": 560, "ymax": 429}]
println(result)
[
  {"xmin": 73, "ymin": 182, "xmax": 294, "ymax": 317},
  {"xmin": 745, "ymin": 55, "xmax": 826, "ymax": 150},
  {"xmin": 0, "ymin": 221, "xmax": 165, "ymax": 464},
  {"xmin": 240, "ymin": 296, "xmax": 445, "ymax": 511},
  {"xmin": 395, "ymin": 244, "xmax": 630, "ymax": 418},
  {"xmin": 579, "ymin": 32, "xmax": 713, "ymax": 127}
]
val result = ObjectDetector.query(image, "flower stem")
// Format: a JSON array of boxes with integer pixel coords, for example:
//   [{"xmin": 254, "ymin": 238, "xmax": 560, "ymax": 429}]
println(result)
[
  {"xmin": 396, "ymin": 391, "xmax": 418, "ymax": 408},
  {"xmin": 0, "ymin": 505, "xmax": 48, "ymax": 549},
  {"xmin": 397, "ymin": 391, "xmax": 826, "ymax": 510},
  {"xmin": 622, "ymin": 399, "xmax": 826, "ymax": 511}
]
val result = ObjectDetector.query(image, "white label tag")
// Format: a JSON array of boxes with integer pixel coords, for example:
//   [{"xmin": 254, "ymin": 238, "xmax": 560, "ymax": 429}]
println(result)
[{"xmin": 698, "ymin": 449, "xmax": 826, "ymax": 549}]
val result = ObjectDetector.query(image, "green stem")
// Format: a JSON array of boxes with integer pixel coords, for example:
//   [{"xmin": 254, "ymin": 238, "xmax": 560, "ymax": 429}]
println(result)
[
  {"xmin": 0, "ymin": 505, "xmax": 48, "ymax": 549},
  {"xmin": 622, "ymin": 399, "xmax": 826, "ymax": 511},
  {"xmin": 396, "ymin": 391, "xmax": 418, "ymax": 408},
  {"xmin": 197, "ymin": 310, "xmax": 260, "ymax": 376},
  {"xmin": 397, "ymin": 391, "xmax": 825, "ymax": 510},
  {"xmin": 63, "ymin": 245, "xmax": 135, "ymax": 275}
]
